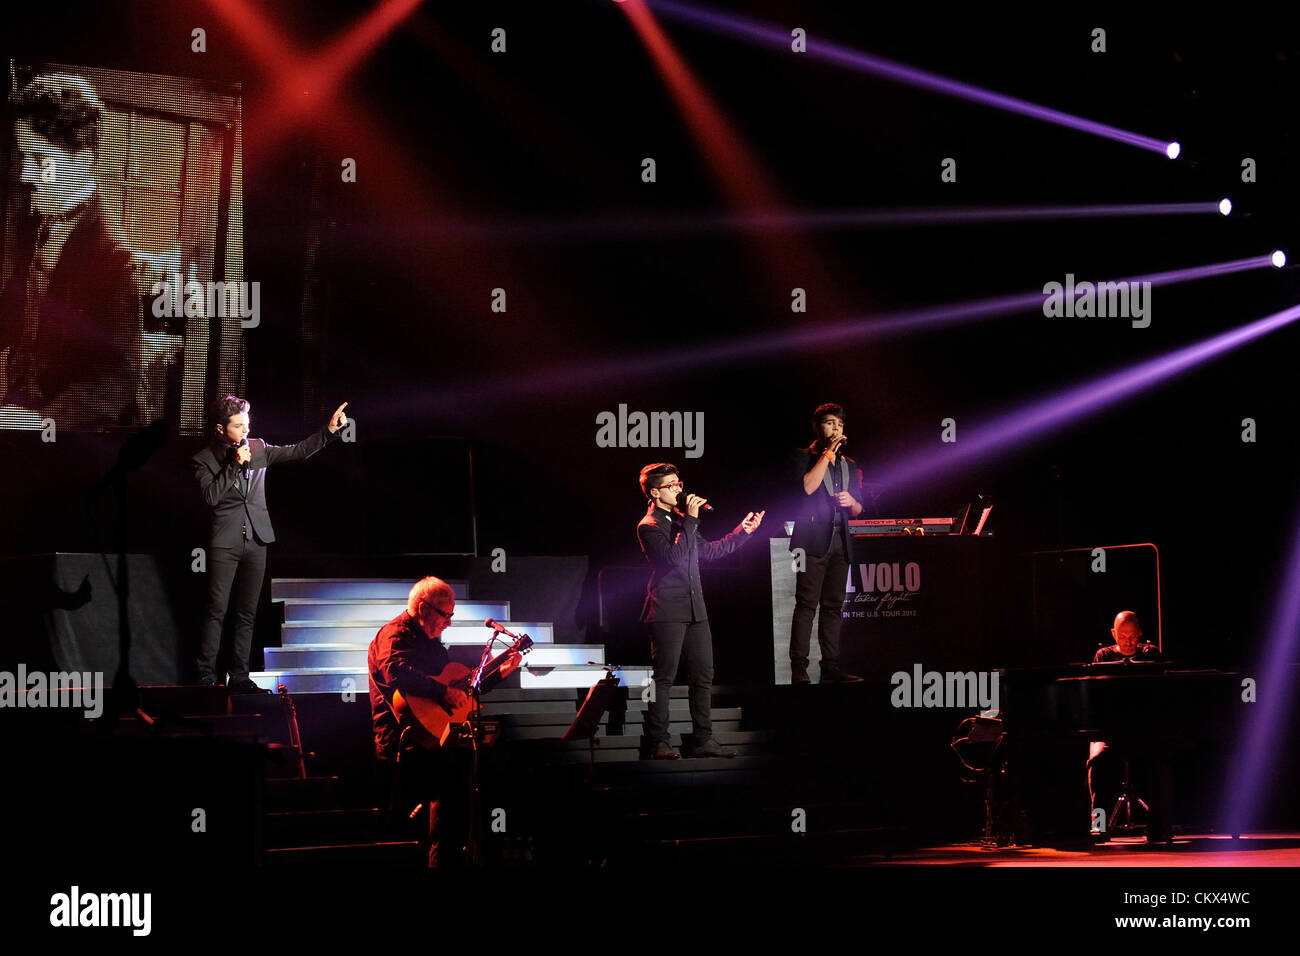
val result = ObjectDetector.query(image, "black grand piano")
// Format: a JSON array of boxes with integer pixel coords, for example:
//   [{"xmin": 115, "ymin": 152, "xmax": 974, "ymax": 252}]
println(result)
[{"xmin": 981, "ymin": 662, "xmax": 1247, "ymax": 846}]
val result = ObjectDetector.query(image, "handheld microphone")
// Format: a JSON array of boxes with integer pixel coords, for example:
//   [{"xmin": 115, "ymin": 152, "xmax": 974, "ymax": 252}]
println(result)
[
  {"xmin": 677, "ymin": 500, "xmax": 714, "ymax": 513},
  {"xmin": 237, "ymin": 437, "xmax": 251, "ymax": 479}
]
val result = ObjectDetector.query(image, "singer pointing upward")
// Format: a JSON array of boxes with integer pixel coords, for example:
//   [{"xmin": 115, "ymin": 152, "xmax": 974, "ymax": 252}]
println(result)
[
  {"xmin": 636, "ymin": 462, "xmax": 764, "ymax": 759},
  {"xmin": 192, "ymin": 394, "xmax": 350, "ymax": 692}
]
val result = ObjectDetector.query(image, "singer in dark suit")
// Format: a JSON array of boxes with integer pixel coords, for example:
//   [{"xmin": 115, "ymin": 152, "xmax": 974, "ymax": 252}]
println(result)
[
  {"xmin": 788, "ymin": 403, "xmax": 867, "ymax": 684},
  {"xmin": 192, "ymin": 394, "xmax": 349, "ymax": 691},
  {"xmin": 636, "ymin": 463, "xmax": 764, "ymax": 759}
]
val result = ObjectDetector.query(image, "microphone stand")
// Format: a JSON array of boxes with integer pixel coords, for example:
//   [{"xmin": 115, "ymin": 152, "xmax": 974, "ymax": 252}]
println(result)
[
  {"xmin": 465, "ymin": 629, "xmax": 505, "ymax": 865},
  {"xmin": 85, "ymin": 420, "xmax": 169, "ymax": 732}
]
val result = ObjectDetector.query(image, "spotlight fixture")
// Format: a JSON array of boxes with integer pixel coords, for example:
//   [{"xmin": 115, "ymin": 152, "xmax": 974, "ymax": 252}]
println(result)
[
  {"xmin": 1166, "ymin": 142, "xmax": 1181, "ymax": 159},
  {"xmin": 1272, "ymin": 250, "xmax": 1287, "ymax": 268},
  {"xmin": 1219, "ymin": 198, "xmax": 1232, "ymax": 216}
]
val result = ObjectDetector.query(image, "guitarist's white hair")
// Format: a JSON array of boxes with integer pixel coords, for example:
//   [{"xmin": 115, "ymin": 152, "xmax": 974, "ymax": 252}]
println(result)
[{"xmin": 408, "ymin": 576, "xmax": 455, "ymax": 616}]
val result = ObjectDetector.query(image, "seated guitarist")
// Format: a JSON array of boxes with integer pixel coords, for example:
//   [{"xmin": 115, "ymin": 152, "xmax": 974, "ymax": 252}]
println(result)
[{"xmin": 368, "ymin": 576, "xmax": 468, "ymax": 865}]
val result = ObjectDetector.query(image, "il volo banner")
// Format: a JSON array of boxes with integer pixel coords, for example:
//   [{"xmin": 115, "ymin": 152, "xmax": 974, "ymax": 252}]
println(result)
[{"xmin": 844, "ymin": 560, "xmax": 922, "ymax": 620}]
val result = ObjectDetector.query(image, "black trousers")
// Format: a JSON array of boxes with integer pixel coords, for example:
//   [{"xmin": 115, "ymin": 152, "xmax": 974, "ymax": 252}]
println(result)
[
  {"xmin": 197, "ymin": 536, "xmax": 267, "ymax": 683},
  {"xmin": 377, "ymin": 743, "xmax": 468, "ymax": 866},
  {"xmin": 645, "ymin": 620, "xmax": 714, "ymax": 745},
  {"xmin": 790, "ymin": 530, "xmax": 849, "ymax": 672}
]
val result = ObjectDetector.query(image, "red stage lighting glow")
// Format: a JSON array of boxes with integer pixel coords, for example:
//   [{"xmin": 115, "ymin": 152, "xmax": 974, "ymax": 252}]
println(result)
[
  {"xmin": 617, "ymin": 0, "xmax": 861, "ymax": 323},
  {"xmin": 205, "ymin": 0, "xmax": 426, "ymax": 155}
]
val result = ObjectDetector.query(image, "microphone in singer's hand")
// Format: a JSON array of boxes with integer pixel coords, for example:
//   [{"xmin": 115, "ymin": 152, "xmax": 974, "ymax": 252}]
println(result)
[{"xmin": 237, "ymin": 437, "xmax": 251, "ymax": 477}]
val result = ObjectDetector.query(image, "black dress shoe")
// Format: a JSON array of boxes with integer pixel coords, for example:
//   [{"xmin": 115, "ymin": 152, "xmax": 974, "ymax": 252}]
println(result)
[
  {"xmin": 228, "ymin": 678, "xmax": 271, "ymax": 694},
  {"xmin": 791, "ymin": 670, "xmax": 811, "ymax": 685},
  {"xmin": 649, "ymin": 742, "xmax": 680, "ymax": 760},
  {"xmin": 820, "ymin": 666, "xmax": 864, "ymax": 683},
  {"xmin": 691, "ymin": 738, "xmax": 736, "ymax": 759},
  {"xmin": 199, "ymin": 676, "xmax": 216, "ymax": 686}
]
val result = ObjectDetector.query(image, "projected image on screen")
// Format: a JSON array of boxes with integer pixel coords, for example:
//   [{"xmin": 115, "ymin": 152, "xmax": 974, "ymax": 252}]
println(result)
[{"xmin": 0, "ymin": 61, "xmax": 244, "ymax": 433}]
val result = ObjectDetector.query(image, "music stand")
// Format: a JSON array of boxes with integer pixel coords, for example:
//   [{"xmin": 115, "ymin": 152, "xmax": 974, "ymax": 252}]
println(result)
[{"xmin": 563, "ymin": 671, "xmax": 622, "ymax": 776}]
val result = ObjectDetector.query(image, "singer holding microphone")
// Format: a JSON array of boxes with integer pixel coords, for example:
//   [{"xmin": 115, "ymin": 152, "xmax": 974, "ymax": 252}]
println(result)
[
  {"xmin": 789, "ymin": 403, "xmax": 866, "ymax": 684},
  {"xmin": 636, "ymin": 463, "xmax": 764, "ymax": 759},
  {"xmin": 192, "ymin": 394, "xmax": 350, "ymax": 692}
]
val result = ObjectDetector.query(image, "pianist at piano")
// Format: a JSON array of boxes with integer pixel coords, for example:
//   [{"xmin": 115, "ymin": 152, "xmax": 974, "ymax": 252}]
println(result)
[{"xmin": 1087, "ymin": 610, "xmax": 1169, "ymax": 841}]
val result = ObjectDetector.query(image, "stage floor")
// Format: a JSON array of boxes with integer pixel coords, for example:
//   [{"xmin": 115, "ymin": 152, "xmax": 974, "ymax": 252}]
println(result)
[{"xmin": 862, "ymin": 832, "xmax": 1300, "ymax": 866}]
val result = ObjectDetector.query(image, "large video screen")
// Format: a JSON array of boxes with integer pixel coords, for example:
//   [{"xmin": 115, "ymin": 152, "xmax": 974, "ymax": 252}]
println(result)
[{"xmin": 0, "ymin": 61, "xmax": 244, "ymax": 433}]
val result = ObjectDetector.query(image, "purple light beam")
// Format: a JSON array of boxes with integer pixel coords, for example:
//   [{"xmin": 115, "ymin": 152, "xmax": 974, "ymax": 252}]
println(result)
[
  {"xmin": 869, "ymin": 301, "xmax": 1300, "ymax": 490},
  {"xmin": 429, "ymin": 201, "xmax": 1227, "ymax": 244},
  {"xmin": 1221, "ymin": 499, "xmax": 1300, "ymax": 835},
  {"xmin": 420, "ymin": 253, "xmax": 1278, "ymax": 413},
  {"xmin": 648, "ymin": 0, "xmax": 1176, "ymax": 157}
]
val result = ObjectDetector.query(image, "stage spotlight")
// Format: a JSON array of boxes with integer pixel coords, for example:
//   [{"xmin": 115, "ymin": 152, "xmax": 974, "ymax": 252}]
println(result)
[
  {"xmin": 1166, "ymin": 141, "xmax": 1181, "ymax": 159},
  {"xmin": 1219, "ymin": 198, "xmax": 1232, "ymax": 216},
  {"xmin": 1273, "ymin": 250, "xmax": 1287, "ymax": 268}
]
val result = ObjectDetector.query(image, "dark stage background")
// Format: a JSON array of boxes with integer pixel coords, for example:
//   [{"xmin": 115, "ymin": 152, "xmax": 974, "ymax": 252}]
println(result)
[{"xmin": 2, "ymin": 1, "xmax": 1298, "ymax": 680}]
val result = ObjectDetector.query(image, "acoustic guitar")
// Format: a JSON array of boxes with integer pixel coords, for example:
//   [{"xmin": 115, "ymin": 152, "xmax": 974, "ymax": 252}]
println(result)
[{"xmin": 393, "ymin": 634, "xmax": 533, "ymax": 748}]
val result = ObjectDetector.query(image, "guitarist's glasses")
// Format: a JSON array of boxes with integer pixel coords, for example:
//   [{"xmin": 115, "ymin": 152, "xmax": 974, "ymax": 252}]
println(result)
[{"xmin": 426, "ymin": 603, "xmax": 454, "ymax": 621}]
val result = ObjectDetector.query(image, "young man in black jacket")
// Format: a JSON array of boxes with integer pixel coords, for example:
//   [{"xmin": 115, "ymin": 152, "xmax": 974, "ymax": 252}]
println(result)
[
  {"xmin": 789, "ymin": 403, "xmax": 867, "ymax": 684},
  {"xmin": 636, "ymin": 462, "xmax": 764, "ymax": 759},
  {"xmin": 191, "ymin": 393, "xmax": 349, "ymax": 691}
]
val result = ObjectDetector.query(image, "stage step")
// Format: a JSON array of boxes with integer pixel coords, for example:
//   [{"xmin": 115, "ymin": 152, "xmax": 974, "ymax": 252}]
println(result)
[
  {"xmin": 452, "ymin": 685, "xmax": 742, "ymax": 705},
  {"xmin": 519, "ymin": 664, "xmax": 652, "ymax": 689},
  {"xmin": 278, "ymin": 620, "xmax": 551, "ymax": 644},
  {"xmin": 249, "ymin": 667, "xmax": 375, "ymax": 695},
  {"xmin": 264, "ymin": 776, "xmax": 345, "ymax": 812},
  {"xmin": 270, "ymin": 579, "xmax": 468, "ymax": 601},
  {"xmin": 264, "ymin": 642, "xmax": 601, "ymax": 670},
  {"xmin": 491, "ymin": 704, "xmax": 743, "ymax": 723},
  {"xmin": 265, "ymin": 841, "xmax": 423, "ymax": 865},
  {"xmin": 264, "ymin": 808, "xmax": 384, "ymax": 849},
  {"xmin": 250, "ymin": 660, "xmax": 634, "ymax": 695},
  {"xmin": 280, "ymin": 601, "xmax": 509, "ymax": 623},
  {"xmin": 109, "ymin": 710, "xmax": 290, "ymax": 743},
  {"xmin": 581, "ymin": 754, "xmax": 771, "ymax": 776},
  {"xmin": 129, "ymin": 684, "xmax": 233, "ymax": 713},
  {"xmin": 505, "ymin": 727, "xmax": 761, "ymax": 749}
]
